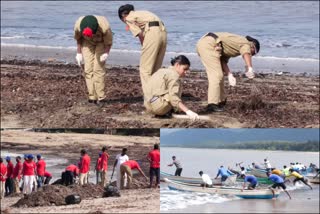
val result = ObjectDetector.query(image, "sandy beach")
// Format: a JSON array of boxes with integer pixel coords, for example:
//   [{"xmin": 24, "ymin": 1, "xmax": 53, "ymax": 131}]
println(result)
[
  {"xmin": 1, "ymin": 57, "xmax": 319, "ymax": 129},
  {"xmin": 0, "ymin": 129, "xmax": 160, "ymax": 213}
]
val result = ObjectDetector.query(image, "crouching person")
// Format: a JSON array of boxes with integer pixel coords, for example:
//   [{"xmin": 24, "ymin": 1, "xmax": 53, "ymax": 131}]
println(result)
[{"xmin": 144, "ymin": 55, "xmax": 200, "ymax": 121}]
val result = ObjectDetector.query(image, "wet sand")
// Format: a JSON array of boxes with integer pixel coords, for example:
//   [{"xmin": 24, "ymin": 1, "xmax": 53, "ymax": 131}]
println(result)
[
  {"xmin": 1, "ymin": 59, "xmax": 319, "ymax": 128},
  {"xmin": 0, "ymin": 129, "xmax": 160, "ymax": 213}
]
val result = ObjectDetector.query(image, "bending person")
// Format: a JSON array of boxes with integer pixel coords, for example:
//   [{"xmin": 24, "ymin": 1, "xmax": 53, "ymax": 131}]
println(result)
[
  {"xmin": 144, "ymin": 55, "xmax": 199, "ymax": 120},
  {"xmin": 74, "ymin": 15, "xmax": 113, "ymax": 104},
  {"xmin": 118, "ymin": 4, "xmax": 167, "ymax": 100},
  {"xmin": 196, "ymin": 32, "xmax": 260, "ymax": 112}
]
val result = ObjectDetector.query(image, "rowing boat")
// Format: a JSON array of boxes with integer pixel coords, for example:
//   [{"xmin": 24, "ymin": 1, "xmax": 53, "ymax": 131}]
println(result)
[
  {"xmin": 163, "ymin": 178, "xmax": 280, "ymax": 199},
  {"xmin": 160, "ymin": 171, "xmax": 273, "ymax": 185}
]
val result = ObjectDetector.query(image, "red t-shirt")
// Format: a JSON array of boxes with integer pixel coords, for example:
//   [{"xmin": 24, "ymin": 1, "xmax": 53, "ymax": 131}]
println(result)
[
  {"xmin": 96, "ymin": 157, "xmax": 102, "ymax": 171},
  {"xmin": 80, "ymin": 154, "xmax": 91, "ymax": 173},
  {"xmin": 148, "ymin": 149, "xmax": 160, "ymax": 168},
  {"xmin": 44, "ymin": 171, "xmax": 52, "ymax": 177},
  {"xmin": 36, "ymin": 159, "xmax": 46, "ymax": 176},
  {"xmin": 123, "ymin": 160, "xmax": 140, "ymax": 170},
  {"xmin": 23, "ymin": 161, "xmax": 36, "ymax": 176},
  {"xmin": 12, "ymin": 162, "xmax": 23, "ymax": 179},
  {"xmin": 99, "ymin": 153, "xmax": 109, "ymax": 171},
  {"xmin": 65, "ymin": 164, "xmax": 79, "ymax": 176},
  {"xmin": 6, "ymin": 161, "xmax": 14, "ymax": 178},
  {"xmin": 0, "ymin": 163, "xmax": 7, "ymax": 182}
]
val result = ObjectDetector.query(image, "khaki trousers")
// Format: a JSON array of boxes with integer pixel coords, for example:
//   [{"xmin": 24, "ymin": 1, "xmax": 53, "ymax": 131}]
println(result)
[
  {"xmin": 120, "ymin": 165, "xmax": 132, "ymax": 189},
  {"xmin": 196, "ymin": 36, "xmax": 225, "ymax": 104},
  {"xmin": 0, "ymin": 181, "xmax": 5, "ymax": 199},
  {"xmin": 79, "ymin": 172, "xmax": 88, "ymax": 186},
  {"xmin": 100, "ymin": 170, "xmax": 107, "ymax": 187},
  {"xmin": 140, "ymin": 27, "xmax": 167, "ymax": 97},
  {"xmin": 82, "ymin": 40, "xmax": 106, "ymax": 101},
  {"xmin": 14, "ymin": 177, "xmax": 21, "ymax": 193},
  {"xmin": 146, "ymin": 94, "xmax": 172, "ymax": 116}
]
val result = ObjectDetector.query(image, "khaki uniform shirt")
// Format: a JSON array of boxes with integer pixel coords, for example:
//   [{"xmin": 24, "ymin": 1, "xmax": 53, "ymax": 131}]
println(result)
[
  {"xmin": 74, "ymin": 15, "xmax": 113, "ymax": 46},
  {"xmin": 125, "ymin": 11, "xmax": 164, "ymax": 37},
  {"xmin": 145, "ymin": 66, "xmax": 182, "ymax": 108},
  {"xmin": 214, "ymin": 32, "xmax": 252, "ymax": 63}
]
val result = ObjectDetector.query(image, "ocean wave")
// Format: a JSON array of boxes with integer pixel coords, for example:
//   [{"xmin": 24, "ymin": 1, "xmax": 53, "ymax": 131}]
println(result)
[
  {"xmin": 1, "ymin": 43, "xmax": 319, "ymax": 63},
  {"xmin": 160, "ymin": 187, "xmax": 234, "ymax": 211}
]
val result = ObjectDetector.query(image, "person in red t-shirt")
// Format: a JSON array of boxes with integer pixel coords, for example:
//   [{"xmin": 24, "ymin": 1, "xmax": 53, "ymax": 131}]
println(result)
[
  {"xmin": 95, "ymin": 152, "xmax": 102, "ymax": 185},
  {"xmin": 79, "ymin": 149, "xmax": 91, "ymax": 186},
  {"xmin": 36, "ymin": 154, "xmax": 46, "ymax": 188},
  {"xmin": 63, "ymin": 164, "xmax": 80, "ymax": 186},
  {"xmin": 99, "ymin": 146, "xmax": 110, "ymax": 187},
  {"xmin": 22, "ymin": 154, "xmax": 37, "ymax": 195},
  {"xmin": 44, "ymin": 171, "xmax": 52, "ymax": 185},
  {"xmin": 147, "ymin": 144, "xmax": 160, "ymax": 188},
  {"xmin": 5, "ymin": 156, "xmax": 14, "ymax": 196},
  {"xmin": 0, "ymin": 158, "xmax": 7, "ymax": 199},
  {"xmin": 13, "ymin": 156, "xmax": 23, "ymax": 193},
  {"xmin": 120, "ymin": 160, "xmax": 148, "ymax": 189}
]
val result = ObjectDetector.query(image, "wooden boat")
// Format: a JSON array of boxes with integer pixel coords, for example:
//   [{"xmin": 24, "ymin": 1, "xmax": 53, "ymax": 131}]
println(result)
[
  {"xmin": 160, "ymin": 171, "xmax": 224, "ymax": 185},
  {"xmin": 160, "ymin": 171, "xmax": 272, "ymax": 185},
  {"xmin": 163, "ymin": 178, "xmax": 280, "ymax": 199}
]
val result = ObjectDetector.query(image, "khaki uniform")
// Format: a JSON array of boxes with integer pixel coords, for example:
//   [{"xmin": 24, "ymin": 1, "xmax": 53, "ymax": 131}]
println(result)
[
  {"xmin": 74, "ymin": 16, "xmax": 113, "ymax": 101},
  {"xmin": 196, "ymin": 32, "xmax": 252, "ymax": 104},
  {"xmin": 144, "ymin": 66, "xmax": 182, "ymax": 115},
  {"xmin": 125, "ymin": 11, "xmax": 167, "ymax": 97}
]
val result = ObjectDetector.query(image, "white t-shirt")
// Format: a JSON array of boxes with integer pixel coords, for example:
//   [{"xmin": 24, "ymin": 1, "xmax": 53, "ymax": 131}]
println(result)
[
  {"xmin": 264, "ymin": 160, "xmax": 272, "ymax": 168},
  {"xmin": 116, "ymin": 154, "xmax": 129, "ymax": 168},
  {"xmin": 201, "ymin": 174, "xmax": 213, "ymax": 185}
]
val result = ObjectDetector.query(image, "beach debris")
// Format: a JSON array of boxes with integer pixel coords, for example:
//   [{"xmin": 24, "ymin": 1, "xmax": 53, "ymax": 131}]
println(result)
[
  {"xmin": 65, "ymin": 194, "xmax": 81, "ymax": 205},
  {"xmin": 103, "ymin": 185, "xmax": 121, "ymax": 197}
]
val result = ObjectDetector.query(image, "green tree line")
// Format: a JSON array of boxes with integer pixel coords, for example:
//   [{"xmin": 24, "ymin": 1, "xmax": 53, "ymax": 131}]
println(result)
[{"xmin": 217, "ymin": 141, "xmax": 319, "ymax": 152}]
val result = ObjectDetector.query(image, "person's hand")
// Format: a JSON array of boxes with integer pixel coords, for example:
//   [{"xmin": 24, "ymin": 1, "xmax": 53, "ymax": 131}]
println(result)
[
  {"xmin": 228, "ymin": 73, "xmax": 236, "ymax": 86},
  {"xmin": 100, "ymin": 53, "xmax": 109, "ymax": 62},
  {"xmin": 186, "ymin": 110, "xmax": 200, "ymax": 121},
  {"xmin": 245, "ymin": 67, "xmax": 255, "ymax": 79},
  {"xmin": 75, "ymin": 53, "xmax": 83, "ymax": 66}
]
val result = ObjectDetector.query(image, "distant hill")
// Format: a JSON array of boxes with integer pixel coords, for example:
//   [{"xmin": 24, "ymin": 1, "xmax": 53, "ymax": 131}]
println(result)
[{"xmin": 161, "ymin": 129, "xmax": 320, "ymax": 151}]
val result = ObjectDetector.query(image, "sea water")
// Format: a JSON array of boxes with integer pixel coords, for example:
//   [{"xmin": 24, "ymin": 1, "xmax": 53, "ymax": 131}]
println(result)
[{"xmin": 1, "ymin": 1, "xmax": 319, "ymax": 74}]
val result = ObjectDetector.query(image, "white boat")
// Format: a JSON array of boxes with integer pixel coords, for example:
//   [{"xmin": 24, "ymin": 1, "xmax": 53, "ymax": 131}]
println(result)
[
  {"xmin": 164, "ymin": 178, "xmax": 280, "ymax": 199},
  {"xmin": 160, "ymin": 171, "xmax": 236, "ymax": 185}
]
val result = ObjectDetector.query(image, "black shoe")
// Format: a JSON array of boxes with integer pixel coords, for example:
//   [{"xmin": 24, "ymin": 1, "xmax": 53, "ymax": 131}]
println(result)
[
  {"xmin": 97, "ymin": 98, "xmax": 108, "ymax": 103},
  {"xmin": 218, "ymin": 98, "xmax": 227, "ymax": 108},
  {"xmin": 88, "ymin": 99, "xmax": 97, "ymax": 104},
  {"xmin": 207, "ymin": 104, "xmax": 224, "ymax": 112}
]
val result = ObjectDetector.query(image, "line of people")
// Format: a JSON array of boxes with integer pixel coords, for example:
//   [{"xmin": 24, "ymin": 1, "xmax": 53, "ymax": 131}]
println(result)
[
  {"xmin": 60, "ymin": 144, "xmax": 160, "ymax": 190},
  {"xmin": 74, "ymin": 4, "xmax": 260, "ymax": 120},
  {"xmin": 0, "ymin": 155, "xmax": 52, "ymax": 198}
]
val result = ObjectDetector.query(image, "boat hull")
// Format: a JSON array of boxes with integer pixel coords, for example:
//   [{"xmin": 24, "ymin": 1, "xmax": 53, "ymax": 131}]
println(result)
[{"xmin": 164, "ymin": 178, "xmax": 280, "ymax": 199}]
